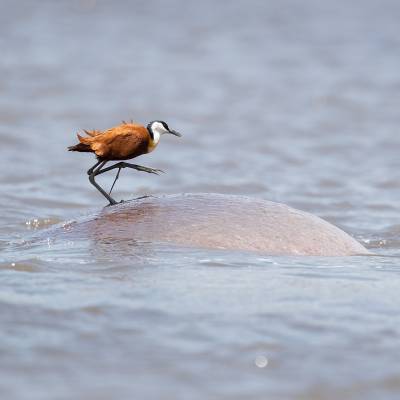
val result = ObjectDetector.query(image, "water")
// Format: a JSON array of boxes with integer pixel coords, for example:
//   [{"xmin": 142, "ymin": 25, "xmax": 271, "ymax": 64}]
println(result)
[{"xmin": 1, "ymin": 0, "xmax": 400, "ymax": 398}]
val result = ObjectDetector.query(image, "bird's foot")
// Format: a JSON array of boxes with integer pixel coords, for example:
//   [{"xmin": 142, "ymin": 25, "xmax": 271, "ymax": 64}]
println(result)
[
  {"xmin": 113, "ymin": 162, "xmax": 164, "ymax": 175},
  {"xmin": 135, "ymin": 166, "xmax": 164, "ymax": 175}
]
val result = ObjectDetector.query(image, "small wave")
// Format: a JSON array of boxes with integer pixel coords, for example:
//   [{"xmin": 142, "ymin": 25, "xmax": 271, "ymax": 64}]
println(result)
[
  {"xmin": 24, "ymin": 217, "xmax": 63, "ymax": 231},
  {"xmin": 0, "ymin": 259, "xmax": 41, "ymax": 272}
]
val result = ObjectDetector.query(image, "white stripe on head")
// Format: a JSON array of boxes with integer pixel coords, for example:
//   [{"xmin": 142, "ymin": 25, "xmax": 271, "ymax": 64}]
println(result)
[
  {"xmin": 151, "ymin": 121, "xmax": 169, "ymax": 136},
  {"xmin": 148, "ymin": 121, "xmax": 167, "ymax": 149}
]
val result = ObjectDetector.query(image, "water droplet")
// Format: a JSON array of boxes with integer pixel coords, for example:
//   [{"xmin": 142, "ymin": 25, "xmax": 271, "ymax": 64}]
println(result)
[{"xmin": 255, "ymin": 355, "xmax": 268, "ymax": 368}]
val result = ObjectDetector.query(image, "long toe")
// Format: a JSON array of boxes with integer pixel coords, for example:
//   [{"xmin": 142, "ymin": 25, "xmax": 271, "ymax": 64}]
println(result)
[
  {"xmin": 138, "ymin": 166, "xmax": 164, "ymax": 174},
  {"xmin": 150, "ymin": 169, "xmax": 164, "ymax": 175},
  {"xmin": 149, "ymin": 167, "xmax": 164, "ymax": 174}
]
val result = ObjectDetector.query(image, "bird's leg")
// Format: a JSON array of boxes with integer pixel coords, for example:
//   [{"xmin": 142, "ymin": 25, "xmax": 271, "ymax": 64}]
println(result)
[
  {"xmin": 104, "ymin": 162, "xmax": 164, "ymax": 175},
  {"xmin": 88, "ymin": 161, "xmax": 118, "ymax": 206},
  {"xmin": 88, "ymin": 161, "xmax": 163, "ymax": 206},
  {"xmin": 87, "ymin": 160, "xmax": 103, "ymax": 176},
  {"xmin": 109, "ymin": 167, "xmax": 122, "ymax": 195}
]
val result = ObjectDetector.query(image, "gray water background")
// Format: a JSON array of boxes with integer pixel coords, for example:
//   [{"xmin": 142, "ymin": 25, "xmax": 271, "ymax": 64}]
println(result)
[{"xmin": 1, "ymin": 0, "xmax": 400, "ymax": 399}]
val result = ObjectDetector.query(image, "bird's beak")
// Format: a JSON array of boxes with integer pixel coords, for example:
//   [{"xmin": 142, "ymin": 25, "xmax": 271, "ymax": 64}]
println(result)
[{"xmin": 168, "ymin": 129, "xmax": 182, "ymax": 137}]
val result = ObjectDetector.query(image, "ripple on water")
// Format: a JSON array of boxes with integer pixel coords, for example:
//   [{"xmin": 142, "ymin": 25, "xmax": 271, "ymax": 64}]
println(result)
[
  {"xmin": 0, "ymin": 259, "xmax": 42, "ymax": 272},
  {"xmin": 24, "ymin": 217, "xmax": 63, "ymax": 230}
]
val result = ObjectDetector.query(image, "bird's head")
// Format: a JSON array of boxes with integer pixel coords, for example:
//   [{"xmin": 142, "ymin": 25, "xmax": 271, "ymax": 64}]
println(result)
[{"xmin": 147, "ymin": 120, "xmax": 182, "ymax": 143}]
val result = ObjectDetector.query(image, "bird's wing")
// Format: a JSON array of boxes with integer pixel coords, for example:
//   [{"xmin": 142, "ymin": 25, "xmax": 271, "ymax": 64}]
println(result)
[{"xmin": 89, "ymin": 124, "xmax": 150, "ymax": 159}]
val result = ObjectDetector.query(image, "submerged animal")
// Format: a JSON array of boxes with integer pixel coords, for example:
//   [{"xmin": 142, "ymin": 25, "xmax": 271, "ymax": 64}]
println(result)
[
  {"xmin": 64, "ymin": 123, "xmax": 369, "ymax": 256},
  {"xmin": 44, "ymin": 193, "xmax": 370, "ymax": 257},
  {"xmin": 68, "ymin": 120, "xmax": 182, "ymax": 205}
]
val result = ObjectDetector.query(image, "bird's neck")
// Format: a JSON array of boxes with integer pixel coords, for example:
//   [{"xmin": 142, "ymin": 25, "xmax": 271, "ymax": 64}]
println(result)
[{"xmin": 148, "ymin": 130, "xmax": 161, "ymax": 153}]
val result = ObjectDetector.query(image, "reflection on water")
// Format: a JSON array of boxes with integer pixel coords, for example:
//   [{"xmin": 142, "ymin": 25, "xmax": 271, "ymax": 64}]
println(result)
[{"xmin": 1, "ymin": 0, "xmax": 400, "ymax": 399}]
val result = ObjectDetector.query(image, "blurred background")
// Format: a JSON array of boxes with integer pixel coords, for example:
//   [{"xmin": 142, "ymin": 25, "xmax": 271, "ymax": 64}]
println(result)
[
  {"xmin": 1, "ymin": 0, "xmax": 400, "ymax": 399},
  {"xmin": 1, "ymin": 0, "xmax": 400, "ymax": 232}
]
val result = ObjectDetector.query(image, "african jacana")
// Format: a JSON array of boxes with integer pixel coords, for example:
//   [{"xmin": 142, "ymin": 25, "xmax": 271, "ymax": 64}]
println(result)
[{"xmin": 68, "ymin": 120, "xmax": 182, "ymax": 205}]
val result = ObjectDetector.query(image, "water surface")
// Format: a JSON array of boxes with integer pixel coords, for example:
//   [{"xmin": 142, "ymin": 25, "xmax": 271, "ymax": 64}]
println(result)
[{"xmin": 1, "ymin": 0, "xmax": 400, "ymax": 399}]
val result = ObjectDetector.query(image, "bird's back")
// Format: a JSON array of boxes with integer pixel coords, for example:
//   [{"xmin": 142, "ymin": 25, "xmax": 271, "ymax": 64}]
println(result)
[{"xmin": 76, "ymin": 123, "xmax": 151, "ymax": 160}]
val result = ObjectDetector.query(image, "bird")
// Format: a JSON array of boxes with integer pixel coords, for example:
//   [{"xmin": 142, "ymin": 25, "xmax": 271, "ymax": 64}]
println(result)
[{"xmin": 68, "ymin": 120, "xmax": 182, "ymax": 205}]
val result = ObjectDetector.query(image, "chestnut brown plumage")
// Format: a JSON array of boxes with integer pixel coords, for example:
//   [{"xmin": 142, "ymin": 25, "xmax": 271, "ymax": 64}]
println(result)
[
  {"xmin": 68, "ymin": 120, "xmax": 182, "ymax": 206},
  {"xmin": 68, "ymin": 123, "xmax": 151, "ymax": 160}
]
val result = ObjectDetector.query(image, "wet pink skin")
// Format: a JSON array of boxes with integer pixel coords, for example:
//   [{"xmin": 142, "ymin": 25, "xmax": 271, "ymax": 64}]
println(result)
[{"xmin": 54, "ymin": 193, "xmax": 370, "ymax": 257}]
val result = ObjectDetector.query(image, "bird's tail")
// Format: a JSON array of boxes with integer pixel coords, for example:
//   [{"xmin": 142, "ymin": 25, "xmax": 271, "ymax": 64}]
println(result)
[
  {"xmin": 68, "ymin": 133, "xmax": 94, "ymax": 152},
  {"xmin": 68, "ymin": 142, "xmax": 91, "ymax": 152}
]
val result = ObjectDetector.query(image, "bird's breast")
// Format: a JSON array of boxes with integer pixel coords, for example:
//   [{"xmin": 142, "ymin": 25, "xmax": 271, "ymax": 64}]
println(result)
[
  {"xmin": 147, "ymin": 131, "xmax": 161, "ymax": 153},
  {"xmin": 147, "ymin": 141, "xmax": 159, "ymax": 153}
]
